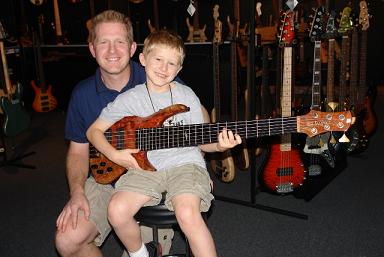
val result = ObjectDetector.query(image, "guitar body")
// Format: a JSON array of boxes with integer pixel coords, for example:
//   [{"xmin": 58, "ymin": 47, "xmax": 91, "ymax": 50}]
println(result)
[
  {"xmin": 346, "ymin": 111, "xmax": 369, "ymax": 155},
  {"xmin": 363, "ymin": 95, "xmax": 377, "ymax": 136},
  {"xmin": 0, "ymin": 83, "xmax": 31, "ymax": 137},
  {"xmin": 31, "ymin": 80, "xmax": 57, "ymax": 112},
  {"xmin": 262, "ymin": 142, "xmax": 305, "ymax": 193}
]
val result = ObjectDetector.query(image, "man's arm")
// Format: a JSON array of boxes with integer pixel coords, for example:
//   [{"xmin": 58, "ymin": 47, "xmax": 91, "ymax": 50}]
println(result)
[{"xmin": 56, "ymin": 141, "xmax": 90, "ymax": 232}]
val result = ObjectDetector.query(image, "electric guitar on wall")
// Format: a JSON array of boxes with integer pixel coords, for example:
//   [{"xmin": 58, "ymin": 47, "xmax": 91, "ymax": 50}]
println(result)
[
  {"xmin": 331, "ymin": 6, "xmax": 354, "ymax": 157},
  {"xmin": 186, "ymin": 0, "xmax": 207, "ymax": 43},
  {"xmin": 89, "ymin": 104, "xmax": 354, "ymax": 184},
  {"xmin": 261, "ymin": 8, "xmax": 306, "ymax": 194},
  {"xmin": 358, "ymin": 0, "xmax": 376, "ymax": 137},
  {"xmin": 207, "ymin": 7, "xmax": 236, "ymax": 183},
  {"xmin": 226, "ymin": 4, "xmax": 249, "ymax": 171},
  {"xmin": 0, "ymin": 22, "xmax": 31, "ymax": 137},
  {"xmin": 52, "ymin": 0, "xmax": 69, "ymax": 44},
  {"xmin": 303, "ymin": 5, "xmax": 335, "ymax": 176},
  {"xmin": 30, "ymin": 32, "xmax": 57, "ymax": 112}
]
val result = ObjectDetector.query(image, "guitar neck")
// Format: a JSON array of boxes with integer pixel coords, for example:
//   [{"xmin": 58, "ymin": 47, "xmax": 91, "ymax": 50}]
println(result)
[
  {"xmin": 358, "ymin": 30, "xmax": 367, "ymax": 105},
  {"xmin": 349, "ymin": 29, "xmax": 359, "ymax": 107},
  {"xmin": 339, "ymin": 35, "xmax": 350, "ymax": 107},
  {"xmin": 126, "ymin": 117, "xmax": 299, "ymax": 151},
  {"xmin": 281, "ymin": 47, "xmax": 292, "ymax": 118},
  {"xmin": 326, "ymin": 39, "xmax": 335, "ymax": 103},
  {"xmin": 53, "ymin": 0, "xmax": 63, "ymax": 37},
  {"xmin": 212, "ymin": 42, "xmax": 221, "ymax": 121},
  {"xmin": 311, "ymin": 40, "xmax": 322, "ymax": 110},
  {"xmin": 230, "ymin": 40, "xmax": 238, "ymax": 121},
  {"xmin": 0, "ymin": 41, "xmax": 12, "ymax": 98}
]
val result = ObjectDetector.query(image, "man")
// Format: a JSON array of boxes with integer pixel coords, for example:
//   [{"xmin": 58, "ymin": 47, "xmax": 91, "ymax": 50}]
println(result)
[{"xmin": 55, "ymin": 10, "xmax": 174, "ymax": 257}]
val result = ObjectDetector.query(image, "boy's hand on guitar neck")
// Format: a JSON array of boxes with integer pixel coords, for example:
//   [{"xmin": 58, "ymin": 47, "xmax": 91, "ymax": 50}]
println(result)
[{"xmin": 215, "ymin": 128, "xmax": 242, "ymax": 152}]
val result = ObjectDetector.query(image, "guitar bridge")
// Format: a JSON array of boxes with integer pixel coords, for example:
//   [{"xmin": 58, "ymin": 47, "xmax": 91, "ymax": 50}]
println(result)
[{"xmin": 276, "ymin": 183, "xmax": 293, "ymax": 193}]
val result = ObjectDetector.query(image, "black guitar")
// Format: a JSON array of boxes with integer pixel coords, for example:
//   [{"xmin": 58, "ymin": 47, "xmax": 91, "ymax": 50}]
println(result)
[
  {"xmin": 303, "ymin": 6, "xmax": 335, "ymax": 176},
  {"xmin": 0, "ymin": 22, "xmax": 30, "ymax": 137}
]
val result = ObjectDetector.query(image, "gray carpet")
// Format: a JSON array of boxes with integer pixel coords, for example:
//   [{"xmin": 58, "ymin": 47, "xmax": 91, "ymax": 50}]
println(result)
[{"xmin": 1, "ymin": 93, "xmax": 383, "ymax": 257}]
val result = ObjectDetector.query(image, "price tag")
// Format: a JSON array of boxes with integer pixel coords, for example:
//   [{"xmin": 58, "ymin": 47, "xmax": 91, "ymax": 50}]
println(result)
[{"xmin": 187, "ymin": 3, "xmax": 196, "ymax": 16}]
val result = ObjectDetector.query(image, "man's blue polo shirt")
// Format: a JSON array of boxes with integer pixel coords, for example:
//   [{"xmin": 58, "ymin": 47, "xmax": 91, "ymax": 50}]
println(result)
[{"xmin": 65, "ymin": 61, "xmax": 146, "ymax": 143}]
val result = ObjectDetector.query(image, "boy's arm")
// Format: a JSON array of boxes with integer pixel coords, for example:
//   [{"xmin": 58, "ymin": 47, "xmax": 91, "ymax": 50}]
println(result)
[
  {"xmin": 86, "ymin": 118, "xmax": 140, "ymax": 169},
  {"xmin": 199, "ymin": 128, "xmax": 242, "ymax": 153}
]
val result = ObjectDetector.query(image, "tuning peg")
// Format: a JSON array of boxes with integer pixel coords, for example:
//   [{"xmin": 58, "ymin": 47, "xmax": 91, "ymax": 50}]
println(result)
[
  {"xmin": 330, "ymin": 134, "xmax": 337, "ymax": 144},
  {"xmin": 338, "ymin": 133, "xmax": 350, "ymax": 143}
]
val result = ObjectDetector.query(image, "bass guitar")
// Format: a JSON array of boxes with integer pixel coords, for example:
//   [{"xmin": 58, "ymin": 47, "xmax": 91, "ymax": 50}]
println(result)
[
  {"xmin": 262, "ymin": 8, "xmax": 306, "ymax": 194},
  {"xmin": 207, "ymin": 7, "xmax": 236, "ymax": 183},
  {"xmin": 31, "ymin": 32, "xmax": 58, "ymax": 112},
  {"xmin": 0, "ymin": 22, "xmax": 30, "ymax": 137},
  {"xmin": 186, "ymin": 0, "xmax": 207, "ymax": 43},
  {"xmin": 89, "ymin": 104, "xmax": 354, "ymax": 184},
  {"xmin": 358, "ymin": 0, "xmax": 376, "ymax": 137},
  {"xmin": 303, "ymin": 5, "xmax": 335, "ymax": 176}
]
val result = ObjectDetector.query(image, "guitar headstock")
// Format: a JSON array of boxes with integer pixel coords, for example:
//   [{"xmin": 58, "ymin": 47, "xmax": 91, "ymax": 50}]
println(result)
[
  {"xmin": 324, "ymin": 10, "xmax": 338, "ymax": 39},
  {"xmin": 338, "ymin": 6, "xmax": 353, "ymax": 34},
  {"xmin": 359, "ymin": 0, "xmax": 370, "ymax": 31},
  {"xmin": 308, "ymin": 5, "xmax": 326, "ymax": 41},
  {"xmin": 212, "ymin": 4, "xmax": 222, "ymax": 43},
  {"xmin": 298, "ymin": 110, "xmax": 354, "ymax": 137},
  {"xmin": 278, "ymin": 10, "xmax": 296, "ymax": 46},
  {"xmin": 0, "ymin": 22, "xmax": 6, "ymax": 41}
]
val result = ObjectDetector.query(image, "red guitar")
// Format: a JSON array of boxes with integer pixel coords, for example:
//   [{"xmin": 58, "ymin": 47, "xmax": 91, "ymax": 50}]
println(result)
[
  {"xmin": 89, "ymin": 104, "xmax": 353, "ymax": 184},
  {"xmin": 262, "ymin": 8, "xmax": 306, "ymax": 194},
  {"xmin": 31, "ymin": 32, "xmax": 57, "ymax": 112}
]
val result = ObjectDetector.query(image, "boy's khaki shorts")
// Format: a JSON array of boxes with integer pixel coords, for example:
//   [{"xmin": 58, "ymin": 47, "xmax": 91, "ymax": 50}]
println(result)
[
  {"xmin": 85, "ymin": 176, "xmax": 174, "ymax": 254},
  {"xmin": 115, "ymin": 164, "xmax": 214, "ymax": 212}
]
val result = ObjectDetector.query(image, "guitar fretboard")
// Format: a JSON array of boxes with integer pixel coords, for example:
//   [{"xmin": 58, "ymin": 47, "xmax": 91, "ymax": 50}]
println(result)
[
  {"xmin": 312, "ymin": 41, "xmax": 322, "ymax": 110},
  {"xmin": 105, "ymin": 117, "xmax": 298, "ymax": 151}
]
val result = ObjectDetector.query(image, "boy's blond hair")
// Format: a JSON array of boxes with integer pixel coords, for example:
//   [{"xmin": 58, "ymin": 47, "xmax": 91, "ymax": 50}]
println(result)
[
  {"xmin": 142, "ymin": 29, "xmax": 186, "ymax": 65},
  {"xmin": 89, "ymin": 10, "xmax": 134, "ymax": 44}
]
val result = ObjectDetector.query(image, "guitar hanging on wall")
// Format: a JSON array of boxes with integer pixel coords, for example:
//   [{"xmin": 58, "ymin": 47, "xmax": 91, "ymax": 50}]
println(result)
[
  {"xmin": 52, "ymin": 0, "xmax": 69, "ymax": 44},
  {"xmin": 207, "ymin": 6, "xmax": 236, "ymax": 183},
  {"xmin": 303, "ymin": 5, "xmax": 335, "ymax": 176},
  {"xmin": 30, "ymin": 31, "xmax": 57, "ymax": 112},
  {"xmin": 261, "ymin": 8, "xmax": 306, "ymax": 194},
  {"xmin": 0, "ymin": 22, "xmax": 31, "ymax": 137},
  {"xmin": 186, "ymin": 0, "xmax": 207, "ymax": 43}
]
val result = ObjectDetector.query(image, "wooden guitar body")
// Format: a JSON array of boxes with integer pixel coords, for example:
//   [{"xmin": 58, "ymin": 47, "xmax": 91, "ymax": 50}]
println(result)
[
  {"xmin": 31, "ymin": 80, "xmax": 57, "ymax": 112},
  {"xmin": 262, "ymin": 142, "xmax": 305, "ymax": 193},
  {"xmin": 363, "ymin": 95, "xmax": 377, "ymax": 136}
]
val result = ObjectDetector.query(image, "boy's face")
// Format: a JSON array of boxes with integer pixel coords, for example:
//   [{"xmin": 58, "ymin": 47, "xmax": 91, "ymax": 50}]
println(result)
[
  {"xmin": 89, "ymin": 22, "xmax": 136, "ymax": 76},
  {"xmin": 139, "ymin": 45, "xmax": 182, "ymax": 92}
]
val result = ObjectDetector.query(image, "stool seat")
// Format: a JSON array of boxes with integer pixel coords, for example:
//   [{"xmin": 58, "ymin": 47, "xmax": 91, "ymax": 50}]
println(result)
[{"xmin": 135, "ymin": 203, "xmax": 179, "ymax": 227}]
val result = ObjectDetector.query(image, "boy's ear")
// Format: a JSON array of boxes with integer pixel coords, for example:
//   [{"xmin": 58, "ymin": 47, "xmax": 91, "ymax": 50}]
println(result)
[
  {"xmin": 177, "ymin": 65, "xmax": 183, "ymax": 74},
  {"xmin": 139, "ymin": 53, "xmax": 146, "ymax": 66}
]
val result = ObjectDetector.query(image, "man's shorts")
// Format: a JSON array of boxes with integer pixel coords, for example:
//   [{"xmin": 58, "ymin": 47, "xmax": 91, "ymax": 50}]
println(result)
[
  {"xmin": 85, "ymin": 176, "xmax": 174, "ymax": 253},
  {"xmin": 114, "ymin": 163, "xmax": 214, "ymax": 212}
]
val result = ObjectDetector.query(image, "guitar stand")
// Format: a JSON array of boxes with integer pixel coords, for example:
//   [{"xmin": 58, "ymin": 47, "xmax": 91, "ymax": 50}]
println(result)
[
  {"xmin": 214, "ymin": 147, "xmax": 308, "ymax": 220},
  {"xmin": 214, "ymin": 0, "xmax": 308, "ymax": 220},
  {"xmin": 0, "ymin": 136, "xmax": 36, "ymax": 169}
]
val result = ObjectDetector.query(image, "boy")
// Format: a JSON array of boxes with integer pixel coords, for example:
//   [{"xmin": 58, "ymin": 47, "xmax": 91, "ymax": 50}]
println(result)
[{"xmin": 86, "ymin": 29, "xmax": 241, "ymax": 257}]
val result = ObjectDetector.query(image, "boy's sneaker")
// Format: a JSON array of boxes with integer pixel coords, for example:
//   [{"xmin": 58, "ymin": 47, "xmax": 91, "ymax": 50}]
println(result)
[{"xmin": 145, "ymin": 241, "xmax": 161, "ymax": 257}]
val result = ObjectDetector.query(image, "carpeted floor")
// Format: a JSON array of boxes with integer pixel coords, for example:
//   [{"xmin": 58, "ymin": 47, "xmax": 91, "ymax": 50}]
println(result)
[{"xmin": 0, "ymin": 92, "xmax": 383, "ymax": 257}]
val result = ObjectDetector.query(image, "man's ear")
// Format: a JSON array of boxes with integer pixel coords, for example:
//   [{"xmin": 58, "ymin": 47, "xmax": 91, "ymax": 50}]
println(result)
[
  {"xmin": 89, "ymin": 43, "xmax": 96, "ymax": 58},
  {"xmin": 139, "ymin": 53, "xmax": 146, "ymax": 66},
  {"xmin": 130, "ymin": 42, "xmax": 138, "ymax": 58}
]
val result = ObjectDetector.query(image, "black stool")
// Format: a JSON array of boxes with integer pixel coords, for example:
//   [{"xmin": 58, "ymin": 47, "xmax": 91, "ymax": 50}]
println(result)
[{"xmin": 135, "ymin": 202, "xmax": 193, "ymax": 257}]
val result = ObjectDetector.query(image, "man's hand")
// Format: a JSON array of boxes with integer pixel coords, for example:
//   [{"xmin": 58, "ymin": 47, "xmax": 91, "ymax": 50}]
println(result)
[{"xmin": 56, "ymin": 192, "xmax": 90, "ymax": 232}]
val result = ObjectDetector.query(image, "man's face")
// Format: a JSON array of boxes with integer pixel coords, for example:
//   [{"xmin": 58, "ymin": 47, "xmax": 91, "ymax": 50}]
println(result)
[{"xmin": 89, "ymin": 22, "xmax": 136, "ymax": 76}]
